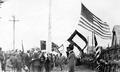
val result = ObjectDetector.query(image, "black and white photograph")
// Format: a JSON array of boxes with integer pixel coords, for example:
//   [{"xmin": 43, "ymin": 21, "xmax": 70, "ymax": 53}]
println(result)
[{"xmin": 0, "ymin": 0, "xmax": 120, "ymax": 72}]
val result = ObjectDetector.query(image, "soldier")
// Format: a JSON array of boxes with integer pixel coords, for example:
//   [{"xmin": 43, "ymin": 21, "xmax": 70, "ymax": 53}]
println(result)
[
  {"xmin": 39, "ymin": 52, "xmax": 46, "ymax": 72},
  {"xmin": 0, "ymin": 47, "xmax": 3, "ymax": 62},
  {"xmin": 67, "ymin": 44, "xmax": 76, "ymax": 72},
  {"xmin": 44, "ymin": 53, "xmax": 51, "ymax": 72},
  {"xmin": 56, "ymin": 53, "xmax": 63, "ymax": 71},
  {"xmin": 0, "ymin": 47, "xmax": 5, "ymax": 71}
]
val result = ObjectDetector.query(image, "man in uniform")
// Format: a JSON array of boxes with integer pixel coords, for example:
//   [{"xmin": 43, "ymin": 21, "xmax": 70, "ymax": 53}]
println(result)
[
  {"xmin": 66, "ymin": 44, "xmax": 76, "ymax": 72},
  {"xmin": 0, "ymin": 47, "xmax": 5, "ymax": 71}
]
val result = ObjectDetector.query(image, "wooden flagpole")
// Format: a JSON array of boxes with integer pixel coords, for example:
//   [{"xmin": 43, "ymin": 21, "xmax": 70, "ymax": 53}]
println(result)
[
  {"xmin": 47, "ymin": 0, "xmax": 52, "ymax": 52},
  {"xmin": 92, "ymin": 32, "xmax": 94, "ymax": 47},
  {"xmin": 87, "ymin": 36, "xmax": 89, "ymax": 54}
]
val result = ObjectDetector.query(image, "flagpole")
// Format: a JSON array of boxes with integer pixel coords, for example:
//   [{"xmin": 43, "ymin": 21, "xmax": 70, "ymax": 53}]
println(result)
[
  {"xmin": 47, "ymin": 0, "xmax": 52, "ymax": 52},
  {"xmin": 87, "ymin": 36, "xmax": 89, "ymax": 46},
  {"xmin": 21, "ymin": 40, "xmax": 24, "ymax": 52},
  {"xmin": 119, "ymin": 40, "xmax": 120, "ymax": 46},
  {"xmin": 108, "ymin": 43, "xmax": 109, "ymax": 47},
  {"xmin": 87, "ymin": 36, "xmax": 89, "ymax": 54},
  {"xmin": 92, "ymin": 31, "xmax": 94, "ymax": 47},
  {"xmin": 40, "ymin": 40, "xmax": 41, "ymax": 51}
]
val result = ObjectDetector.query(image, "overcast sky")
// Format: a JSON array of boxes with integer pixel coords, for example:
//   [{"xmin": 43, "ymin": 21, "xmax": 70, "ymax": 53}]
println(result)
[{"xmin": 0, "ymin": 0, "xmax": 119, "ymax": 51}]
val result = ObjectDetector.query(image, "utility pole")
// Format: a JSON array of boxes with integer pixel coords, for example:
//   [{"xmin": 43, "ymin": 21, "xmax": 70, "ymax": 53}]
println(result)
[{"xmin": 9, "ymin": 16, "xmax": 19, "ymax": 50}]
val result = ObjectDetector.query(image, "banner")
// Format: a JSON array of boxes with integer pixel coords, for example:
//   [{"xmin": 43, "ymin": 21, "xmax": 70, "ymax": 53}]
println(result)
[
  {"xmin": 40, "ymin": 40, "xmax": 46, "ymax": 50},
  {"xmin": 68, "ymin": 30, "xmax": 88, "ymax": 51}
]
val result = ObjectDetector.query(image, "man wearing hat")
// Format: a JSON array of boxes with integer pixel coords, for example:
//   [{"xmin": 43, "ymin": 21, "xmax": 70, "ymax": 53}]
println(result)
[{"xmin": 66, "ymin": 44, "xmax": 76, "ymax": 72}]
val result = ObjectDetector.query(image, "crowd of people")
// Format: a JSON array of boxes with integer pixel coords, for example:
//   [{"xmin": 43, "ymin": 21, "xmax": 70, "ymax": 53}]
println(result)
[
  {"xmin": 96, "ymin": 45, "xmax": 120, "ymax": 72},
  {"xmin": 0, "ymin": 43, "xmax": 77, "ymax": 72},
  {"xmin": 1, "ymin": 43, "xmax": 119, "ymax": 72}
]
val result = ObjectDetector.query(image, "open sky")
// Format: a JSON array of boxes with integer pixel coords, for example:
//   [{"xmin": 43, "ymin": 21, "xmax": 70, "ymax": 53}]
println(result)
[{"xmin": 0, "ymin": 0, "xmax": 119, "ymax": 51}]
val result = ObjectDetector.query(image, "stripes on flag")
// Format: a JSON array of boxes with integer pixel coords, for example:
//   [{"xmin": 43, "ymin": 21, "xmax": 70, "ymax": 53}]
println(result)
[
  {"xmin": 78, "ymin": 3, "xmax": 111, "ymax": 39},
  {"xmin": 96, "ymin": 51, "xmax": 101, "ymax": 58},
  {"xmin": 80, "ymin": 17, "xmax": 111, "ymax": 35},
  {"xmin": 95, "ymin": 46, "xmax": 102, "ymax": 58}
]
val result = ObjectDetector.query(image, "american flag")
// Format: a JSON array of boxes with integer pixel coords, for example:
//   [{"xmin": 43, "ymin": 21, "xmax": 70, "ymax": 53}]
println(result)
[
  {"xmin": 52, "ymin": 42, "xmax": 60, "ymax": 53},
  {"xmin": 78, "ymin": 3, "xmax": 111, "ymax": 39}
]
